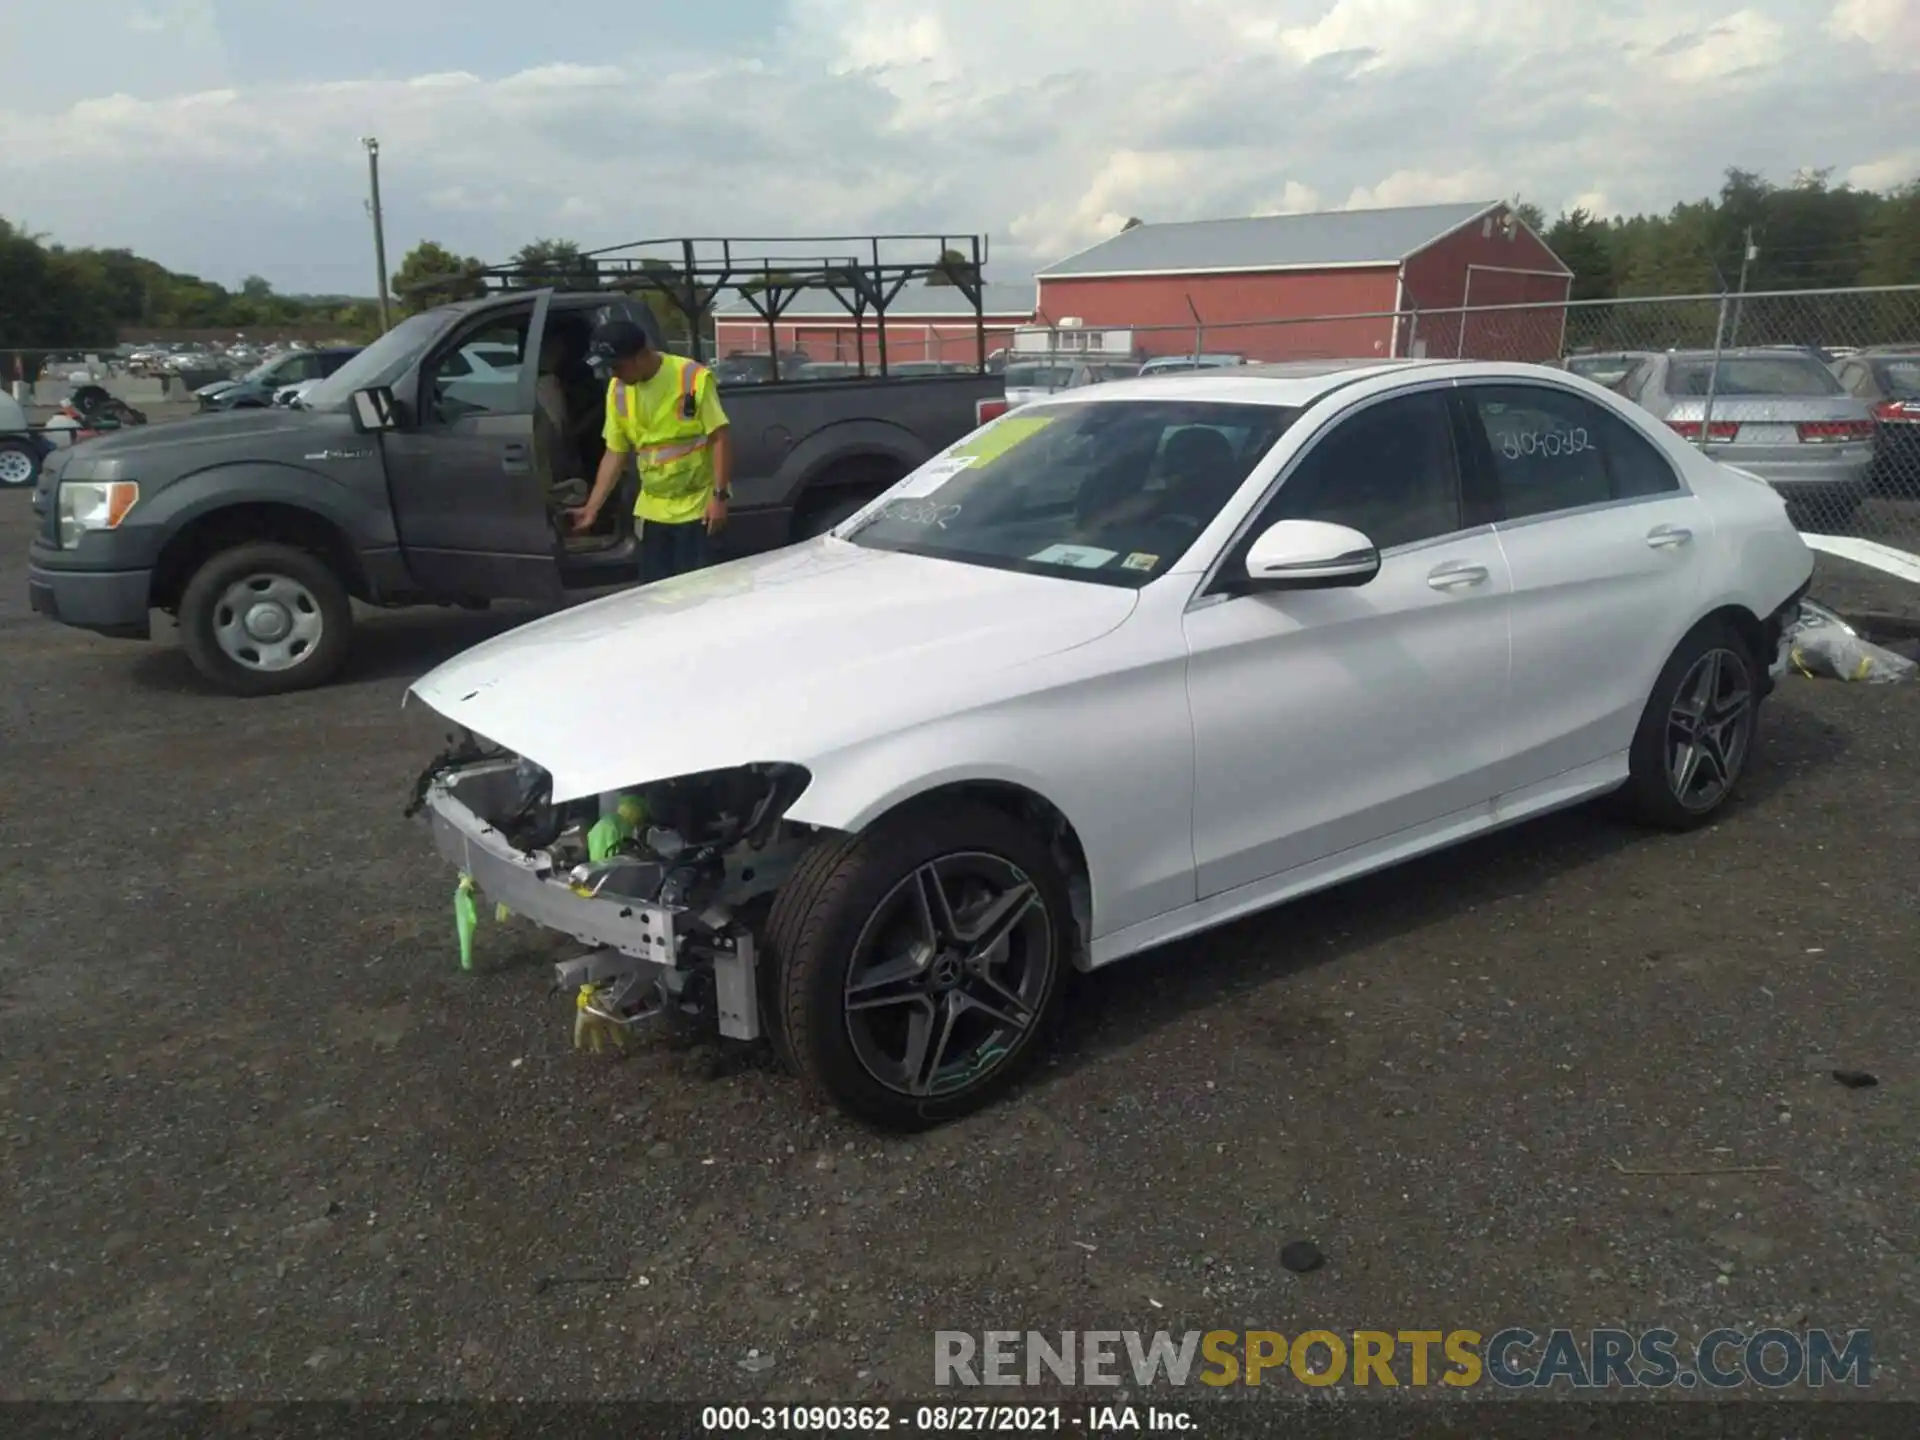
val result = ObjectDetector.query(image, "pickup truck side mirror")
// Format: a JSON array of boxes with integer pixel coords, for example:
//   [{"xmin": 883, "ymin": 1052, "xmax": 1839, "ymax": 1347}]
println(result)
[{"xmin": 350, "ymin": 386, "xmax": 400, "ymax": 433}]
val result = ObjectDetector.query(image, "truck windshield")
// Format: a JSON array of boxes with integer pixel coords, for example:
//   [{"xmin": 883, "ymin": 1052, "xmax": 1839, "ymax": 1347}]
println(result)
[
  {"xmin": 845, "ymin": 399, "xmax": 1297, "ymax": 588},
  {"xmin": 302, "ymin": 313, "xmax": 445, "ymax": 409}
]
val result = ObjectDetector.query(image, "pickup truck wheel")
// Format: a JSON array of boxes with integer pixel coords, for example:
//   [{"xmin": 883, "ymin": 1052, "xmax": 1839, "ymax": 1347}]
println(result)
[
  {"xmin": 0, "ymin": 439, "xmax": 40, "ymax": 488},
  {"xmin": 178, "ymin": 542, "xmax": 353, "ymax": 696},
  {"xmin": 766, "ymin": 801, "xmax": 1070, "ymax": 1130}
]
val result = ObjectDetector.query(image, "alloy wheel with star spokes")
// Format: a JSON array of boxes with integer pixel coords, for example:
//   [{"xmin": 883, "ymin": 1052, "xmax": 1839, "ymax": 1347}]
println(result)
[
  {"xmin": 766, "ymin": 801, "xmax": 1073, "ymax": 1129},
  {"xmin": 1665, "ymin": 645, "xmax": 1754, "ymax": 811}
]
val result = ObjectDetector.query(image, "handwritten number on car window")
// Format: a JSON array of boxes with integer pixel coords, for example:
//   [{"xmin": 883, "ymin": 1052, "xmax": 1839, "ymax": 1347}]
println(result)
[
  {"xmin": 884, "ymin": 499, "xmax": 964, "ymax": 529},
  {"xmin": 1499, "ymin": 426, "xmax": 1589, "ymax": 461}
]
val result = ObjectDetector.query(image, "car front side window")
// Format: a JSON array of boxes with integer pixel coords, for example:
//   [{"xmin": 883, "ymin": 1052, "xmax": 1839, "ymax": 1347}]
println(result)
[
  {"xmin": 425, "ymin": 321, "xmax": 527, "ymax": 423},
  {"xmin": 1256, "ymin": 390, "xmax": 1463, "ymax": 551},
  {"xmin": 1465, "ymin": 384, "xmax": 1677, "ymax": 520}
]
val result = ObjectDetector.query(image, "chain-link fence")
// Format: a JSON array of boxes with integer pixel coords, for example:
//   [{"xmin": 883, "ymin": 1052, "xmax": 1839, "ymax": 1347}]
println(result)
[{"xmin": 998, "ymin": 284, "xmax": 1920, "ymax": 551}]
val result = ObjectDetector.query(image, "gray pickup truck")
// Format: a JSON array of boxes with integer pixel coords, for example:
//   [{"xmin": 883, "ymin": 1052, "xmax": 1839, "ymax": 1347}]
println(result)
[{"xmin": 27, "ymin": 285, "xmax": 1002, "ymax": 695}]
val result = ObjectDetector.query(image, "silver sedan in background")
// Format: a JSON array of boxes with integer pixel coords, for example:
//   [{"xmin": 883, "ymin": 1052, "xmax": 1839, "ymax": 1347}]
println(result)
[{"xmin": 1581, "ymin": 348, "xmax": 1875, "ymax": 527}]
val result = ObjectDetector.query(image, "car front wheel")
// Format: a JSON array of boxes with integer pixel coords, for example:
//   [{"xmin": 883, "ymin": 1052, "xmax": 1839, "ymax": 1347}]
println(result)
[
  {"xmin": 1623, "ymin": 620, "xmax": 1760, "ymax": 830},
  {"xmin": 178, "ymin": 542, "xmax": 353, "ymax": 696},
  {"xmin": 766, "ymin": 801, "xmax": 1072, "ymax": 1129}
]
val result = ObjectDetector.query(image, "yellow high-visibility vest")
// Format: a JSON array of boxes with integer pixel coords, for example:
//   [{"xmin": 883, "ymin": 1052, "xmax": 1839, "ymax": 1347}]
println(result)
[{"xmin": 605, "ymin": 354, "xmax": 724, "ymax": 525}]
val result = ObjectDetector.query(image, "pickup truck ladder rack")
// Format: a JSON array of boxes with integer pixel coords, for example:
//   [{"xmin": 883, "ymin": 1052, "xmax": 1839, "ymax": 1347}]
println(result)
[{"xmin": 468, "ymin": 233, "xmax": 993, "ymax": 381}]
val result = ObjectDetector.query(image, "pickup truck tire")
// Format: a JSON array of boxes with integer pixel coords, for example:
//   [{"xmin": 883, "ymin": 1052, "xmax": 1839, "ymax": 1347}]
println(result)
[
  {"xmin": 0, "ymin": 438, "xmax": 40, "ymax": 489},
  {"xmin": 766, "ymin": 801, "xmax": 1070, "ymax": 1130},
  {"xmin": 178, "ymin": 542, "xmax": 353, "ymax": 696}
]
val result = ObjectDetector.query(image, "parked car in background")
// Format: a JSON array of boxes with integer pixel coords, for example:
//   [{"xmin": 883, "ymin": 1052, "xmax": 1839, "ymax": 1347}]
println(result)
[
  {"xmin": 1564, "ymin": 351, "xmax": 1652, "ymax": 392},
  {"xmin": 0, "ymin": 389, "xmax": 54, "ymax": 489},
  {"xmin": 1594, "ymin": 348, "xmax": 1875, "ymax": 525},
  {"xmin": 714, "ymin": 352, "xmax": 812, "ymax": 385},
  {"xmin": 1002, "ymin": 358, "xmax": 1138, "ymax": 409},
  {"xmin": 406, "ymin": 357, "xmax": 1814, "ymax": 1126},
  {"xmin": 1831, "ymin": 348, "xmax": 1920, "ymax": 495},
  {"xmin": 200, "ymin": 347, "xmax": 361, "ymax": 411},
  {"xmin": 1137, "ymin": 353, "xmax": 1247, "ymax": 377}
]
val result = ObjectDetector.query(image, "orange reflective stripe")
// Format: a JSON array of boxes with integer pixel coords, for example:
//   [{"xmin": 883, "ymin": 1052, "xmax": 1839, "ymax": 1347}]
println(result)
[
  {"xmin": 680, "ymin": 360, "xmax": 704, "ymax": 408},
  {"xmin": 612, "ymin": 381, "xmax": 628, "ymax": 419}
]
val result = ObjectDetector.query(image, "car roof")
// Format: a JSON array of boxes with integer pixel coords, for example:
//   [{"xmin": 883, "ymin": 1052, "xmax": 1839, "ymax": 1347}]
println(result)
[{"xmin": 1036, "ymin": 357, "xmax": 1575, "ymax": 407}]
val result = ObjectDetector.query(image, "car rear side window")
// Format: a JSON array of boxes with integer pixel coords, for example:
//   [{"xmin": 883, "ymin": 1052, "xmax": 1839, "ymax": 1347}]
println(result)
[
  {"xmin": 1465, "ymin": 385, "xmax": 1679, "ymax": 521},
  {"xmin": 1665, "ymin": 357, "xmax": 1844, "ymax": 397},
  {"xmin": 1262, "ymin": 390, "xmax": 1462, "ymax": 550}
]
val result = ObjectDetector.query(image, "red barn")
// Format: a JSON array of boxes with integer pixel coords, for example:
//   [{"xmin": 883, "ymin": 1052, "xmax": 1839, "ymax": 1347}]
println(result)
[
  {"xmin": 1035, "ymin": 201, "xmax": 1571, "ymax": 364},
  {"xmin": 712, "ymin": 283, "xmax": 1035, "ymax": 368}
]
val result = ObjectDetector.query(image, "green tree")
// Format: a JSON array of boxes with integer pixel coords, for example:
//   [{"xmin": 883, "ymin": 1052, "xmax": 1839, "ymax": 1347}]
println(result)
[
  {"xmin": 1861, "ymin": 181, "xmax": 1920, "ymax": 285},
  {"xmin": 512, "ymin": 237, "xmax": 596, "ymax": 288},
  {"xmin": 392, "ymin": 240, "xmax": 486, "ymax": 313},
  {"xmin": 925, "ymin": 247, "xmax": 979, "ymax": 288},
  {"xmin": 1543, "ymin": 208, "xmax": 1614, "ymax": 300},
  {"xmin": 1513, "ymin": 199, "xmax": 1547, "ymax": 234}
]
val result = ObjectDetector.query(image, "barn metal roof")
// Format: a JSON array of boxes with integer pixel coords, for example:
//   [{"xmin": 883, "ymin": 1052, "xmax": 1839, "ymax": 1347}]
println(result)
[
  {"xmin": 715, "ymin": 282, "xmax": 1036, "ymax": 319},
  {"xmin": 1037, "ymin": 201, "xmax": 1522, "ymax": 278}
]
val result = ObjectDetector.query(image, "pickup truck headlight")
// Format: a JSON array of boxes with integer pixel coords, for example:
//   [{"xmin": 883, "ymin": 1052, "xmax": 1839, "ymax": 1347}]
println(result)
[{"xmin": 58, "ymin": 480, "xmax": 139, "ymax": 549}]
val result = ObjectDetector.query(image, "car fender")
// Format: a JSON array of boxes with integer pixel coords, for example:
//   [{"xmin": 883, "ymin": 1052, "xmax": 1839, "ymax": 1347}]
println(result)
[
  {"xmin": 783, "ymin": 650, "xmax": 1199, "ymax": 943},
  {"xmin": 134, "ymin": 462, "xmax": 398, "ymax": 550}
]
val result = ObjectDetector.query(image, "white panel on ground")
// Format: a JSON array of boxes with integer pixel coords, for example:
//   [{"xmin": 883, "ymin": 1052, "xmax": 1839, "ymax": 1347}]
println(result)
[{"xmin": 1798, "ymin": 534, "xmax": 1920, "ymax": 587}]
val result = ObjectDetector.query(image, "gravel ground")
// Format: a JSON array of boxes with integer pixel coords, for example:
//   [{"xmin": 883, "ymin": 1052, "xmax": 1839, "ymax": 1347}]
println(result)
[{"xmin": 2, "ymin": 491, "xmax": 1917, "ymax": 1408}]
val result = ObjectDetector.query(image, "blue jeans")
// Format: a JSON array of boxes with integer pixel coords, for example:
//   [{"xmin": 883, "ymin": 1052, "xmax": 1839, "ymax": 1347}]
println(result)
[{"xmin": 641, "ymin": 518, "xmax": 709, "ymax": 582}]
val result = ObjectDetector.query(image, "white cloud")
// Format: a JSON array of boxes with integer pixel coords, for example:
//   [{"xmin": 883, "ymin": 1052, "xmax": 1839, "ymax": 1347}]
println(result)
[
  {"xmin": 1, "ymin": 0, "xmax": 1914, "ymax": 294},
  {"xmin": 1846, "ymin": 153, "xmax": 1920, "ymax": 190}
]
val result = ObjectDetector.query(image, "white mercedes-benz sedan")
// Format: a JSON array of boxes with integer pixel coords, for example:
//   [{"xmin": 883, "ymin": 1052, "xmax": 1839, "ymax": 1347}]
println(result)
[{"xmin": 408, "ymin": 358, "xmax": 1815, "ymax": 1129}]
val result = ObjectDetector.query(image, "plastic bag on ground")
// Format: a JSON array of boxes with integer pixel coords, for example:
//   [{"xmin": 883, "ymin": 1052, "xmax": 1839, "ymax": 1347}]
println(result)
[{"xmin": 1786, "ymin": 601, "xmax": 1917, "ymax": 684}]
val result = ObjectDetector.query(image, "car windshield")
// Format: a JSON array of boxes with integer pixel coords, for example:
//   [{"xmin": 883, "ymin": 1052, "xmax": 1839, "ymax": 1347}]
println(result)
[
  {"xmin": 1666, "ymin": 356, "xmax": 1844, "ymax": 397},
  {"xmin": 241, "ymin": 357, "xmax": 286, "ymax": 384},
  {"xmin": 1876, "ymin": 359, "xmax": 1920, "ymax": 399},
  {"xmin": 301, "ymin": 313, "xmax": 446, "ymax": 409},
  {"xmin": 1568, "ymin": 356, "xmax": 1635, "ymax": 383},
  {"xmin": 845, "ymin": 399, "xmax": 1298, "ymax": 587}
]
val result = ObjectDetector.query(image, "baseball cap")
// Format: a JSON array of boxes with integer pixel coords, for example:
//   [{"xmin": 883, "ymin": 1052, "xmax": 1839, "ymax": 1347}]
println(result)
[{"xmin": 589, "ymin": 319, "xmax": 652, "ymax": 362}]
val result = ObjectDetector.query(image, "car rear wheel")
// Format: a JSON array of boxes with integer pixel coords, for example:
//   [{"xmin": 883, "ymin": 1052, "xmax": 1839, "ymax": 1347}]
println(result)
[
  {"xmin": 765, "ymin": 801, "xmax": 1071, "ymax": 1129},
  {"xmin": 178, "ymin": 542, "xmax": 353, "ymax": 696},
  {"xmin": 0, "ymin": 438, "xmax": 40, "ymax": 489},
  {"xmin": 1621, "ymin": 620, "xmax": 1760, "ymax": 830}
]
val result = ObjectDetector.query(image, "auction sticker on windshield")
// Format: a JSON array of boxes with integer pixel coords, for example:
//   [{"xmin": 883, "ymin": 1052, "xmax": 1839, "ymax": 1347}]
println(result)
[
  {"xmin": 1122, "ymin": 552, "xmax": 1159, "ymax": 571},
  {"xmin": 953, "ymin": 413, "xmax": 1056, "ymax": 466},
  {"xmin": 890, "ymin": 454, "xmax": 977, "ymax": 498},
  {"xmin": 1028, "ymin": 543, "xmax": 1117, "ymax": 569}
]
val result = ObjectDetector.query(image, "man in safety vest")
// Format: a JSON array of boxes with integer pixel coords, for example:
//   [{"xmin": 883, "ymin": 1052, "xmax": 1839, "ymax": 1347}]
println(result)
[{"xmin": 567, "ymin": 319, "xmax": 733, "ymax": 581}]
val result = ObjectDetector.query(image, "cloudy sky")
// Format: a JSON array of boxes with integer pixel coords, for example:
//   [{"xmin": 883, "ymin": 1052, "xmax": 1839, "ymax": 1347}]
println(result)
[{"xmin": 2, "ymin": 0, "xmax": 1916, "ymax": 295}]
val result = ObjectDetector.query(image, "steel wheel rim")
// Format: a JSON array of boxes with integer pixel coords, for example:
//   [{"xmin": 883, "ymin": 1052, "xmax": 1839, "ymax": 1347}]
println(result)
[
  {"xmin": 1666, "ymin": 646, "xmax": 1753, "ymax": 811},
  {"xmin": 0, "ymin": 448, "xmax": 34, "ymax": 486},
  {"xmin": 212, "ymin": 573, "xmax": 325, "ymax": 673},
  {"xmin": 843, "ymin": 851, "xmax": 1054, "ymax": 1099}
]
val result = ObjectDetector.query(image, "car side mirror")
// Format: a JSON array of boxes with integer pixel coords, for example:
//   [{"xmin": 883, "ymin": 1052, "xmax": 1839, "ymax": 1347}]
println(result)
[
  {"xmin": 350, "ymin": 386, "xmax": 400, "ymax": 433},
  {"xmin": 1237, "ymin": 519, "xmax": 1381, "ymax": 591}
]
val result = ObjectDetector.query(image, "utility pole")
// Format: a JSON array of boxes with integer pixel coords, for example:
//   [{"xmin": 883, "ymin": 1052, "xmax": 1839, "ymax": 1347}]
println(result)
[
  {"xmin": 362, "ymin": 137, "xmax": 391, "ymax": 333},
  {"xmin": 1728, "ymin": 226, "xmax": 1757, "ymax": 347}
]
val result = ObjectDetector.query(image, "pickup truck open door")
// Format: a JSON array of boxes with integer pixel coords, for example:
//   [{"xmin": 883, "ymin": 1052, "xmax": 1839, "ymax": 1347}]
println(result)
[{"xmin": 376, "ymin": 289, "xmax": 564, "ymax": 601}]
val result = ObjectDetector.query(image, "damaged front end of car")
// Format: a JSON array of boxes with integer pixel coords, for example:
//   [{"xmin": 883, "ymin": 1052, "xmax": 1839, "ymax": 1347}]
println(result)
[{"xmin": 407, "ymin": 729, "xmax": 818, "ymax": 1049}]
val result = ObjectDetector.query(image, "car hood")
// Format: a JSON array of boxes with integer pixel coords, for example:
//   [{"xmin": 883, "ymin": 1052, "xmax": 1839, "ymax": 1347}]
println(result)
[
  {"xmin": 408, "ymin": 539, "xmax": 1139, "ymax": 803},
  {"xmin": 66, "ymin": 406, "xmax": 326, "ymax": 464}
]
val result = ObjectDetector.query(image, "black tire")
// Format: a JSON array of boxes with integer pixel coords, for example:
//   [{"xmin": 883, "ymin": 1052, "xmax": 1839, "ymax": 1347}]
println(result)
[
  {"xmin": 0, "ymin": 438, "xmax": 41, "ymax": 490},
  {"xmin": 793, "ymin": 487, "xmax": 884, "ymax": 541},
  {"xmin": 178, "ymin": 542, "xmax": 354, "ymax": 696},
  {"xmin": 1621, "ymin": 619, "xmax": 1761, "ymax": 830},
  {"xmin": 764, "ymin": 800, "xmax": 1072, "ymax": 1130}
]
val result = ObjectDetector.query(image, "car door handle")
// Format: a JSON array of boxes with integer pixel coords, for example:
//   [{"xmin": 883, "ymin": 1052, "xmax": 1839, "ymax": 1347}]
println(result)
[
  {"xmin": 1646, "ymin": 524, "xmax": 1693, "ymax": 549},
  {"xmin": 500, "ymin": 441, "xmax": 531, "ymax": 473},
  {"xmin": 1427, "ymin": 561, "xmax": 1489, "ymax": 590}
]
